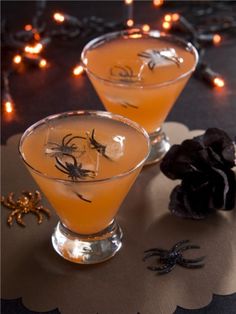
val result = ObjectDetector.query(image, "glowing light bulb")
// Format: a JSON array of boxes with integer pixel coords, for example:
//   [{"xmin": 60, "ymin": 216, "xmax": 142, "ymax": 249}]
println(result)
[
  {"xmin": 39, "ymin": 59, "xmax": 47, "ymax": 68},
  {"xmin": 24, "ymin": 43, "xmax": 43, "ymax": 54},
  {"xmin": 153, "ymin": 0, "xmax": 164, "ymax": 6},
  {"xmin": 162, "ymin": 21, "xmax": 171, "ymax": 30},
  {"xmin": 53, "ymin": 12, "xmax": 65, "ymax": 23},
  {"xmin": 24, "ymin": 24, "xmax": 32, "ymax": 31},
  {"xmin": 13, "ymin": 55, "xmax": 22, "ymax": 64},
  {"xmin": 126, "ymin": 19, "xmax": 134, "ymax": 27},
  {"xmin": 4, "ymin": 101, "xmax": 13, "ymax": 113},
  {"xmin": 34, "ymin": 33, "xmax": 41, "ymax": 41},
  {"xmin": 124, "ymin": 0, "xmax": 133, "ymax": 4},
  {"xmin": 172, "ymin": 13, "xmax": 180, "ymax": 22},
  {"xmin": 213, "ymin": 77, "xmax": 225, "ymax": 88},
  {"xmin": 213, "ymin": 34, "xmax": 221, "ymax": 45},
  {"xmin": 142, "ymin": 24, "xmax": 150, "ymax": 32},
  {"xmin": 35, "ymin": 43, "xmax": 43, "ymax": 52},
  {"xmin": 73, "ymin": 65, "xmax": 84, "ymax": 76},
  {"xmin": 164, "ymin": 14, "xmax": 172, "ymax": 22}
]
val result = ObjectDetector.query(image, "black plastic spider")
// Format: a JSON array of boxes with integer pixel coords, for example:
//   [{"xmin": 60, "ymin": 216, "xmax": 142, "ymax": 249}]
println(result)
[
  {"xmin": 55, "ymin": 153, "xmax": 95, "ymax": 181},
  {"xmin": 110, "ymin": 65, "xmax": 139, "ymax": 83},
  {"xmin": 143, "ymin": 240, "xmax": 205, "ymax": 275},
  {"xmin": 88, "ymin": 129, "xmax": 111, "ymax": 160},
  {"xmin": 138, "ymin": 48, "xmax": 182, "ymax": 71},
  {"xmin": 48, "ymin": 133, "xmax": 85, "ymax": 157}
]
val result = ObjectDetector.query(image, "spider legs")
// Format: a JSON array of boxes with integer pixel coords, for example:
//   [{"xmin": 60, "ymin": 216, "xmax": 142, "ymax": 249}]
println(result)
[
  {"xmin": 144, "ymin": 240, "xmax": 205, "ymax": 275},
  {"xmin": 148, "ymin": 262, "xmax": 176, "ymax": 275}
]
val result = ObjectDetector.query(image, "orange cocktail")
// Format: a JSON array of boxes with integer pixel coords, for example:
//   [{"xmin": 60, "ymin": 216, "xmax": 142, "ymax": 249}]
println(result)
[
  {"xmin": 81, "ymin": 29, "xmax": 198, "ymax": 164},
  {"xmin": 19, "ymin": 111, "xmax": 150, "ymax": 263}
]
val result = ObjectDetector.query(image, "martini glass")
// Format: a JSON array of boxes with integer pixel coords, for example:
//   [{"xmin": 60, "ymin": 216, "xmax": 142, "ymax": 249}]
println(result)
[
  {"xmin": 81, "ymin": 29, "xmax": 198, "ymax": 165},
  {"xmin": 19, "ymin": 111, "xmax": 150, "ymax": 264}
]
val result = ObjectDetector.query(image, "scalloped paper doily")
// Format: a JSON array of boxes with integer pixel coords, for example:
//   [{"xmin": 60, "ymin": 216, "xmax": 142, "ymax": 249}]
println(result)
[{"xmin": 1, "ymin": 122, "xmax": 236, "ymax": 314}]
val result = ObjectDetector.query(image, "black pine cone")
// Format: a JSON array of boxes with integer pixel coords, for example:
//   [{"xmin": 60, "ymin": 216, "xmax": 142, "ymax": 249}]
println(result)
[{"xmin": 160, "ymin": 128, "xmax": 236, "ymax": 219}]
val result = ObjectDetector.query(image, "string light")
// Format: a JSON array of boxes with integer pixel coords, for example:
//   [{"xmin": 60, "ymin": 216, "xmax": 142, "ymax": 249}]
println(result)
[
  {"xmin": 198, "ymin": 64, "xmax": 225, "ymax": 88},
  {"xmin": 39, "ymin": 58, "xmax": 47, "ymax": 68},
  {"xmin": 4, "ymin": 100, "xmax": 14, "ymax": 113},
  {"xmin": 213, "ymin": 77, "xmax": 225, "ymax": 88},
  {"xmin": 142, "ymin": 24, "xmax": 150, "ymax": 32},
  {"xmin": 164, "ymin": 14, "xmax": 172, "ymax": 22},
  {"xmin": 13, "ymin": 55, "xmax": 22, "ymax": 64},
  {"xmin": 124, "ymin": 0, "xmax": 133, "ymax": 4},
  {"xmin": 73, "ymin": 65, "xmax": 84, "ymax": 76},
  {"xmin": 153, "ymin": 0, "xmax": 164, "ymax": 7},
  {"xmin": 53, "ymin": 12, "xmax": 65, "ymax": 23},
  {"xmin": 24, "ymin": 42, "xmax": 43, "ymax": 54},
  {"xmin": 162, "ymin": 21, "xmax": 171, "ymax": 30},
  {"xmin": 34, "ymin": 33, "xmax": 41, "ymax": 41},
  {"xmin": 172, "ymin": 13, "xmax": 180, "ymax": 22},
  {"xmin": 24, "ymin": 24, "xmax": 33, "ymax": 31},
  {"xmin": 213, "ymin": 34, "xmax": 221, "ymax": 45},
  {"xmin": 126, "ymin": 19, "xmax": 134, "ymax": 27}
]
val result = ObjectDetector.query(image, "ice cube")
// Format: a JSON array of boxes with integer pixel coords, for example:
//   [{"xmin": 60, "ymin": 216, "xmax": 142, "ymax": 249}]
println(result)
[
  {"xmin": 105, "ymin": 135, "xmax": 126, "ymax": 161},
  {"xmin": 44, "ymin": 127, "xmax": 86, "ymax": 158}
]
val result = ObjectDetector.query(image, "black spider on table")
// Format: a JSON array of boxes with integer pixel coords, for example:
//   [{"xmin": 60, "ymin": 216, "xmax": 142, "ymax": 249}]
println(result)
[{"xmin": 143, "ymin": 240, "xmax": 205, "ymax": 275}]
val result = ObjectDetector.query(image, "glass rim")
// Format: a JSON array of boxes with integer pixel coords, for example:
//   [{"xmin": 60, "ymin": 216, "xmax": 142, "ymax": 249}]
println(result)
[
  {"xmin": 81, "ymin": 28, "xmax": 199, "ymax": 89},
  {"xmin": 19, "ymin": 110, "xmax": 151, "ymax": 184}
]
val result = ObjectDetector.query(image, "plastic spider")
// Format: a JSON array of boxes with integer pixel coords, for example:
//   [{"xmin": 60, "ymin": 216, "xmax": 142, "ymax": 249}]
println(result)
[
  {"xmin": 138, "ymin": 48, "xmax": 183, "ymax": 71},
  {"xmin": 110, "ymin": 65, "xmax": 139, "ymax": 83},
  {"xmin": 55, "ymin": 153, "xmax": 95, "ymax": 181},
  {"xmin": 47, "ymin": 133, "xmax": 85, "ymax": 157},
  {"xmin": 88, "ymin": 129, "xmax": 111, "ymax": 160},
  {"xmin": 143, "ymin": 240, "xmax": 205, "ymax": 275},
  {"xmin": 1, "ymin": 191, "xmax": 51, "ymax": 227}
]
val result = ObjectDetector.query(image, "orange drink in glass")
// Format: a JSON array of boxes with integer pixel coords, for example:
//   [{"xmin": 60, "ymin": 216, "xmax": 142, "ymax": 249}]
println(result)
[
  {"xmin": 81, "ymin": 29, "xmax": 198, "ymax": 164},
  {"xmin": 19, "ymin": 111, "xmax": 150, "ymax": 264}
]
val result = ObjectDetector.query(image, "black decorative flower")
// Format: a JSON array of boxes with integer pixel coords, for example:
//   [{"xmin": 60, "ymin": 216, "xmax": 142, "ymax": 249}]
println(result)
[{"xmin": 160, "ymin": 128, "xmax": 236, "ymax": 219}]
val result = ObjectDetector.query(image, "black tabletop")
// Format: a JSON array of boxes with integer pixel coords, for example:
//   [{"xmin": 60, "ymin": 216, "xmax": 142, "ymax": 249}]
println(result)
[{"xmin": 1, "ymin": 1, "xmax": 236, "ymax": 314}]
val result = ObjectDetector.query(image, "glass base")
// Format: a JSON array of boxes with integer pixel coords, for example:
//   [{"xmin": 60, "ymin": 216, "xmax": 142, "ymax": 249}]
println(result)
[
  {"xmin": 51, "ymin": 220, "xmax": 123, "ymax": 264},
  {"xmin": 145, "ymin": 128, "xmax": 170, "ymax": 166}
]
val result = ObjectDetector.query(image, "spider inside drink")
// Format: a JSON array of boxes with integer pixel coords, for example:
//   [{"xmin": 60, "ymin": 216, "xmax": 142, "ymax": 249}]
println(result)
[
  {"xmin": 82, "ymin": 30, "xmax": 198, "ymax": 164},
  {"xmin": 20, "ymin": 112, "xmax": 149, "ymax": 236},
  {"xmin": 82, "ymin": 30, "xmax": 197, "ymax": 133}
]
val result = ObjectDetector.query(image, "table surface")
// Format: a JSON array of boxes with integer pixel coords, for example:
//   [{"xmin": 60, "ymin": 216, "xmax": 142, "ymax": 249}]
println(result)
[{"xmin": 1, "ymin": 1, "xmax": 236, "ymax": 314}]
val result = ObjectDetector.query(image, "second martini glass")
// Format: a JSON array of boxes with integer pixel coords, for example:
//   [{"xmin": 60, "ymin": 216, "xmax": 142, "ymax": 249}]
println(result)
[{"xmin": 81, "ymin": 28, "xmax": 198, "ymax": 165}]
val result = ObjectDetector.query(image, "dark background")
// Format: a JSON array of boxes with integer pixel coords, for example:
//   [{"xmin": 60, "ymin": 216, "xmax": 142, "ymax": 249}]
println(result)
[{"xmin": 1, "ymin": 0, "xmax": 236, "ymax": 145}]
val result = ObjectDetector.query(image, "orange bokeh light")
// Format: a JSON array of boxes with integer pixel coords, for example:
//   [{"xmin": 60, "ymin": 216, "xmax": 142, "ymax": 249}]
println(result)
[
  {"xmin": 73, "ymin": 65, "xmax": 84, "ymax": 76},
  {"xmin": 162, "ymin": 21, "xmax": 171, "ymax": 30},
  {"xmin": 39, "ymin": 59, "xmax": 47, "ymax": 68},
  {"xmin": 13, "ymin": 55, "xmax": 22, "ymax": 64},
  {"xmin": 153, "ymin": 0, "xmax": 164, "ymax": 7},
  {"xmin": 126, "ymin": 19, "xmax": 134, "ymax": 27},
  {"xmin": 53, "ymin": 12, "xmax": 65, "ymax": 23},
  {"xmin": 213, "ymin": 34, "xmax": 221, "ymax": 45},
  {"xmin": 4, "ymin": 101, "xmax": 13, "ymax": 113},
  {"xmin": 172, "ymin": 13, "xmax": 180, "ymax": 22},
  {"xmin": 213, "ymin": 77, "xmax": 225, "ymax": 88},
  {"xmin": 24, "ymin": 43, "xmax": 43, "ymax": 54},
  {"xmin": 142, "ymin": 24, "xmax": 150, "ymax": 32},
  {"xmin": 124, "ymin": 0, "xmax": 133, "ymax": 4},
  {"xmin": 164, "ymin": 14, "xmax": 172, "ymax": 22},
  {"xmin": 24, "ymin": 24, "xmax": 33, "ymax": 31}
]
